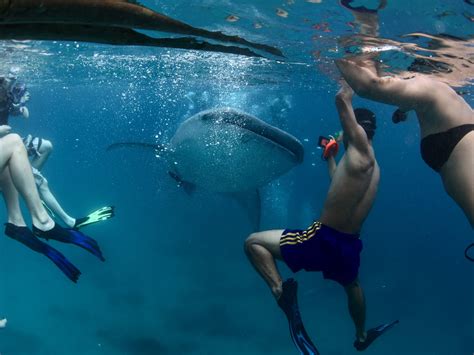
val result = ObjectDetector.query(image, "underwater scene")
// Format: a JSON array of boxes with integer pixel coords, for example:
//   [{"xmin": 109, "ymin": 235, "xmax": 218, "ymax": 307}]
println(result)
[{"xmin": 0, "ymin": 0, "xmax": 473, "ymax": 354}]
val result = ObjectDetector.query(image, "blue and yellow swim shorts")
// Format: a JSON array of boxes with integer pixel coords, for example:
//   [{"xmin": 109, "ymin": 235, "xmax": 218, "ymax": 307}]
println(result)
[{"xmin": 279, "ymin": 221, "xmax": 363, "ymax": 286}]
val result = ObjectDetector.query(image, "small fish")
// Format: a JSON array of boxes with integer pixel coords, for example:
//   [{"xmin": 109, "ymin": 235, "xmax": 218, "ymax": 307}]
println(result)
[
  {"xmin": 226, "ymin": 15, "xmax": 240, "ymax": 22},
  {"xmin": 276, "ymin": 8, "xmax": 289, "ymax": 18}
]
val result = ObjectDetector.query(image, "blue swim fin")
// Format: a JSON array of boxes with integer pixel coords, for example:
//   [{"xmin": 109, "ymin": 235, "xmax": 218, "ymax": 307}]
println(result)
[
  {"xmin": 278, "ymin": 279, "xmax": 320, "ymax": 355},
  {"xmin": 33, "ymin": 223, "xmax": 105, "ymax": 262},
  {"xmin": 354, "ymin": 320, "xmax": 399, "ymax": 351},
  {"xmin": 4, "ymin": 223, "xmax": 81, "ymax": 283}
]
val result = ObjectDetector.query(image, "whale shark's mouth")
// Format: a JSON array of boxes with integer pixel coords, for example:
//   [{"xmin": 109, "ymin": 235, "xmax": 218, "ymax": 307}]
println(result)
[{"xmin": 201, "ymin": 108, "xmax": 304, "ymax": 163}]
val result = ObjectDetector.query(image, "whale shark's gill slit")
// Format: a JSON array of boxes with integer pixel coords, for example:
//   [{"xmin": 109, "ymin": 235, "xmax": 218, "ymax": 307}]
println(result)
[{"xmin": 207, "ymin": 109, "xmax": 304, "ymax": 163}]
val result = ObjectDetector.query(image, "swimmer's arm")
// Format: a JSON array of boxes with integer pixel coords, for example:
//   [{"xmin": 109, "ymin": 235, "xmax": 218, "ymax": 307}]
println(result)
[
  {"xmin": 336, "ymin": 59, "xmax": 430, "ymax": 111},
  {"xmin": 327, "ymin": 155, "xmax": 337, "ymax": 180},
  {"xmin": 335, "ymin": 83, "xmax": 369, "ymax": 152},
  {"xmin": 9, "ymin": 104, "xmax": 29, "ymax": 118}
]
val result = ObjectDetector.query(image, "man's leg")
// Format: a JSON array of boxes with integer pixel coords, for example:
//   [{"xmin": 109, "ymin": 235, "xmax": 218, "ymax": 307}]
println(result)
[
  {"xmin": 345, "ymin": 279, "xmax": 367, "ymax": 341},
  {"xmin": 244, "ymin": 230, "xmax": 285, "ymax": 299},
  {"xmin": 0, "ymin": 166, "xmax": 27, "ymax": 226},
  {"xmin": 0, "ymin": 134, "xmax": 53, "ymax": 230},
  {"xmin": 246, "ymin": 230, "xmax": 321, "ymax": 354}
]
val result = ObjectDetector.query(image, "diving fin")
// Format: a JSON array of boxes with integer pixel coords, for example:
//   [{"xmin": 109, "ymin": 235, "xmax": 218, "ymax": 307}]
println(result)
[
  {"xmin": 278, "ymin": 278, "xmax": 320, "ymax": 355},
  {"xmin": 168, "ymin": 171, "xmax": 196, "ymax": 195},
  {"xmin": 73, "ymin": 206, "xmax": 115, "ymax": 229},
  {"xmin": 5, "ymin": 223, "xmax": 81, "ymax": 283},
  {"xmin": 33, "ymin": 223, "xmax": 105, "ymax": 262},
  {"xmin": 354, "ymin": 320, "xmax": 399, "ymax": 351}
]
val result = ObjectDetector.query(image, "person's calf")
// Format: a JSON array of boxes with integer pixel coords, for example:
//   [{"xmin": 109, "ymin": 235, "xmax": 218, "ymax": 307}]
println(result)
[
  {"xmin": 244, "ymin": 236, "xmax": 283, "ymax": 299},
  {"xmin": 31, "ymin": 139, "xmax": 53, "ymax": 170}
]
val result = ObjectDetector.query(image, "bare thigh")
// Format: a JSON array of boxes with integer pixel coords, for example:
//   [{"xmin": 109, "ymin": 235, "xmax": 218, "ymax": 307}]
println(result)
[
  {"xmin": 441, "ymin": 131, "xmax": 474, "ymax": 226},
  {"xmin": 247, "ymin": 229, "xmax": 285, "ymax": 259},
  {"xmin": 0, "ymin": 134, "xmax": 21, "ymax": 171}
]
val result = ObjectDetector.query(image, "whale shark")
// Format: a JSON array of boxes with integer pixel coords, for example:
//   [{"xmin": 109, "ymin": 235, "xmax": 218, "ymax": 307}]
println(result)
[
  {"xmin": 0, "ymin": 0, "xmax": 283, "ymax": 57},
  {"xmin": 107, "ymin": 108, "xmax": 304, "ymax": 228}
]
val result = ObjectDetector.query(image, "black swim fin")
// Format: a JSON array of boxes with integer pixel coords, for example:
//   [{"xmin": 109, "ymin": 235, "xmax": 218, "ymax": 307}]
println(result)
[
  {"xmin": 354, "ymin": 320, "xmax": 399, "ymax": 351},
  {"xmin": 4, "ymin": 223, "xmax": 81, "ymax": 283},
  {"xmin": 33, "ymin": 223, "xmax": 105, "ymax": 262},
  {"xmin": 278, "ymin": 278, "xmax": 320, "ymax": 355}
]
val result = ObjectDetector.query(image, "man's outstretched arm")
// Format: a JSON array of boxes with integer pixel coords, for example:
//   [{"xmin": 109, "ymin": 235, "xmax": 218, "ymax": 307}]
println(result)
[
  {"xmin": 335, "ymin": 58, "xmax": 432, "ymax": 112},
  {"xmin": 327, "ymin": 155, "xmax": 337, "ymax": 180},
  {"xmin": 335, "ymin": 82, "xmax": 369, "ymax": 153}
]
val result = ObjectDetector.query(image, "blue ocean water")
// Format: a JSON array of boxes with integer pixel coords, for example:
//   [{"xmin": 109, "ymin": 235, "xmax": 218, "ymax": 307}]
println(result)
[{"xmin": 0, "ymin": 0, "xmax": 473, "ymax": 354}]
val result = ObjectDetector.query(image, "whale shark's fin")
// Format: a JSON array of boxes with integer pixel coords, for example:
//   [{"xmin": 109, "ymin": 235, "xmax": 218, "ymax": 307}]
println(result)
[
  {"xmin": 168, "ymin": 171, "xmax": 196, "ymax": 195},
  {"xmin": 228, "ymin": 190, "xmax": 261, "ymax": 231},
  {"xmin": 106, "ymin": 142, "xmax": 165, "ymax": 153}
]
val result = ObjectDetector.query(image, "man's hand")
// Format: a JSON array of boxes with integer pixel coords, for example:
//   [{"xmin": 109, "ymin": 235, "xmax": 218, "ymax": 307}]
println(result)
[
  {"xmin": 19, "ymin": 106, "xmax": 29, "ymax": 119},
  {"xmin": 21, "ymin": 91, "xmax": 30, "ymax": 104},
  {"xmin": 336, "ymin": 80, "xmax": 354, "ymax": 102},
  {"xmin": 0, "ymin": 125, "xmax": 12, "ymax": 136}
]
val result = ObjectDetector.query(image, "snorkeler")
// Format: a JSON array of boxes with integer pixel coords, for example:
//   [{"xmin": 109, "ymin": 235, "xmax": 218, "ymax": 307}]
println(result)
[
  {"xmin": 244, "ymin": 83, "xmax": 398, "ymax": 353},
  {"xmin": 336, "ymin": 58, "xmax": 474, "ymax": 259},
  {"xmin": 0, "ymin": 131, "xmax": 105, "ymax": 282},
  {"xmin": 0, "ymin": 74, "xmax": 114, "ymax": 229}
]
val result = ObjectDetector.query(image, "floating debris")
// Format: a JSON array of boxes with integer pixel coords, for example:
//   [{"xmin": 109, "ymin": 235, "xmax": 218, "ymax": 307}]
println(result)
[
  {"xmin": 276, "ymin": 8, "xmax": 289, "ymax": 18},
  {"xmin": 226, "ymin": 15, "xmax": 240, "ymax": 22},
  {"xmin": 307, "ymin": 0, "xmax": 322, "ymax": 3}
]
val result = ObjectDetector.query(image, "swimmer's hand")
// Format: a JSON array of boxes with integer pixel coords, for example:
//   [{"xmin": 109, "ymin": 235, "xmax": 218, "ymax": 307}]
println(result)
[
  {"xmin": 22, "ymin": 91, "xmax": 30, "ymax": 103},
  {"xmin": 0, "ymin": 125, "xmax": 12, "ymax": 136},
  {"xmin": 0, "ymin": 318, "xmax": 7, "ymax": 328},
  {"xmin": 20, "ymin": 106, "xmax": 29, "ymax": 119},
  {"xmin": 336, "ymin": 81, "xmax": 354, "ymax": 101}
]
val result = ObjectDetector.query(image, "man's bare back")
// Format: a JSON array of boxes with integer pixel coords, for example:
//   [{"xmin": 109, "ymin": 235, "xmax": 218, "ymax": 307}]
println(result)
[
  {"xmin": 321, "ymin": 143, "xmax": 380, "ymax": 234},
  {"xmin": 320, "ymin": 87, "xmax": 380, "ymax": 234}
]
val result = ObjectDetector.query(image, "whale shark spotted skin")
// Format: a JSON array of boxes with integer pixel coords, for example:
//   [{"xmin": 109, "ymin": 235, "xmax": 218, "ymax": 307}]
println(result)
[
  {"xmin": 0, "ymin": 0, "xmax": 283, "ymax": 57},
  {"xmin": 108, "ymin": 108, "xmax": 304, "ymax": 228},
  {"xmin": 167, "ymin": 108, "xmax": 303, "ymax": 193}
]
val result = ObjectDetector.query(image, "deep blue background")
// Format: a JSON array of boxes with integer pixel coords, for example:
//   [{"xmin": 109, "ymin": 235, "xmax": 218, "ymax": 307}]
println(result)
[{"xmin": 0, "ymin": 0, "xmax": 473, "ymax": 354}]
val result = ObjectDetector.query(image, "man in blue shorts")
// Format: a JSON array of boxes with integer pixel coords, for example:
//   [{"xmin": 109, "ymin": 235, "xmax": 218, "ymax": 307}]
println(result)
[{"xmin": 244, "ymin": 83, "xmax": 397, "ymax": 353}]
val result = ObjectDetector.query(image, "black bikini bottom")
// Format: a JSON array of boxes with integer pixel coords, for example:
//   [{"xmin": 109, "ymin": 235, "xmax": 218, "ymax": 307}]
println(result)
[{"xmin": 420, "ymin": 124, "xmax": 474, "ymax": 172}]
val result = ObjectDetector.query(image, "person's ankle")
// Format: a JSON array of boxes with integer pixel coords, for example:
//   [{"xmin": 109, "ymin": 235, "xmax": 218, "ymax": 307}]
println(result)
[
  {"xmin": 65, "ymin": 217, "xmax": 76, "ymax": 228},
  {"xmin": 272, "ymin": 283, "xmax": 283, "ymax": 300},
  {"xmin": 356, "ymin": 331, "xmax": 367, "ymax": 343},
  {"xmin": 32, "ymin": 217, "xmax": 54, "ymax": 231},
  {"xmin": 7, "ymin": 218, "xmax": 26, "ymax": 227}
]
